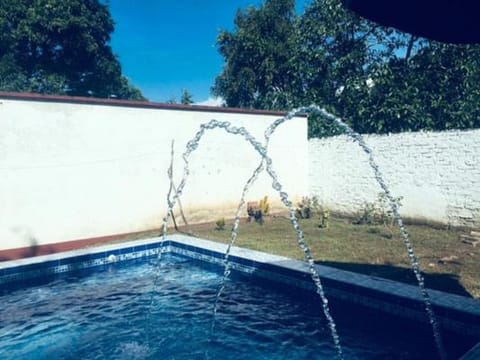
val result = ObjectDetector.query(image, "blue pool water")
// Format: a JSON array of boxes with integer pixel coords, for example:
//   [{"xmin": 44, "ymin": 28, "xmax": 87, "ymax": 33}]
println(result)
[{"xmin": 0, "ymin": 254, "xmax": 466, "ymax": 359}]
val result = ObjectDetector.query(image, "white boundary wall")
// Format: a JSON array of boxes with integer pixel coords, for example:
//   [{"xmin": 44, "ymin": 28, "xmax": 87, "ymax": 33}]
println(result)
[
  {"xmin": 0, "ymin": 97, "xmax": 307, "ymax": 252},
  {"xmin": 3, "ymin": 94, "xmax": 478, "ymax": 254},
  {"xmin": 309, "ymin": 130, "xmax": 480, "ymax": 227}
]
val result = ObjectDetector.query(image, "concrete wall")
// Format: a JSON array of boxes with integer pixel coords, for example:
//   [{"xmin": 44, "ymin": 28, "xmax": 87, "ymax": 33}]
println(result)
[
  {"xmin": 4, "ymin": 91, "xmax": 478, "ymax": 257},
  {"xmin": 0, "ymin": 94, "xmax": 307, "ymax": 253},
  {"xmin": 309, "ymin": 130, "xmax": 480, "ymax": 227}
]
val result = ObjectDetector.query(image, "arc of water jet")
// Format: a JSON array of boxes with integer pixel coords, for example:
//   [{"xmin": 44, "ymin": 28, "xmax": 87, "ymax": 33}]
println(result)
[
  {"xmin": 144, "ymin": 140, "xmax": 178, "ymax": 345},
  {"xmin": 212, "ymin": 110, "xmax": 307, "ymax": 325},
  {"xmin": 303, "ymin": 105, "xmax": 447, "ymax": 360},
  {"xmin": 208, "ymin": 104, "xmax": 446, "ymax": 359},
  {"xmin": 161, "ymin": 118, "xmax": 344, "ymax": 360},
  {"xmin": 211, "ymin": 118, "xmax": 282, "ymax": 329},
  {"xmin": 152, "ymin": 105, "xmax": 444, "ymax": 360},
  {"xmin": 210, "ymin": 158, "xmax": 265, "ymax": 324}
]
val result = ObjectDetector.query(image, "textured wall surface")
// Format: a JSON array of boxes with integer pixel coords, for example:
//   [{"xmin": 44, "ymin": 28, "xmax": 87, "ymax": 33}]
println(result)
[
  {"xmin": 0, "ymin": 96, "xmax": 307, "ymax": 252},
  {"xmin": 309, "ymin": 130, "xmax": 480, "ymax": 227}
]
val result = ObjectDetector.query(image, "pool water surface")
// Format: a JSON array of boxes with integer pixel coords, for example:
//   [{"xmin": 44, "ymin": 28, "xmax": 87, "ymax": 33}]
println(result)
[{"xmin": 0, "ymin": 254, "xmax": 463, "ymax": 359}]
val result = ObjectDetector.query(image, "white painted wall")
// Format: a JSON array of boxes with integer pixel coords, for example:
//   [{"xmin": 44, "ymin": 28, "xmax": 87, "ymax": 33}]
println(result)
[
  {"xmin": 0, "ymin": 97, "xmax": 307, "ymax": 251},
  {"xmin": 4, "ymin": 95, "xmax": 476, "ymax": 253},
  {"xmin": 309, "ymin": 130, "xmax": 480, "ymax": 227}
]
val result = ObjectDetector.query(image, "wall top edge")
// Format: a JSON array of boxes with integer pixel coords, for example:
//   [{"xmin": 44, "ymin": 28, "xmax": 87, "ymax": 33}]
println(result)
[{"xmin": 0, "ymin": 91, "xmax": 307, "ymax": 118}]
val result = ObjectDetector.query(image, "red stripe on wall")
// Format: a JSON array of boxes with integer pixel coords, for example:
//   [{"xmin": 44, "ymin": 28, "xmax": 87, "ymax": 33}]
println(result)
[
  {"xmin": 0, "ymin": 230, "xmax": 160, "ymax": 261},
  {"xmin": 0, "ymin": 91, "xmax": 303, "ymax": 117}
]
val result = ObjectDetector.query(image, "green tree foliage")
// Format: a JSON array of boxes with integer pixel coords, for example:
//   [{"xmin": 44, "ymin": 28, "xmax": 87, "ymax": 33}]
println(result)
[
  {"xmin": 0, "ymin": 0, "xmax": 145, "ymax": 100},
  {"xmin": 165, "ymin": 89, "xmax": 194, "ymax": 105},
  {"xmin": 353, "ymin": 43, "xmax": 480, "ymax": 133},
  {"xmin": 212, "ymin": 0, "xmax": 299, "ymax": 110},
  {"xmin": 180, "ymin": 89, "xmax": 194, "ymax": 105},
  {"xmin": 297, "ymin": 0, "xmax": 426, "ymax": 134},
  {"xmin": 214, "ymin": 0, "xmax": 480, "ymax": 136}
]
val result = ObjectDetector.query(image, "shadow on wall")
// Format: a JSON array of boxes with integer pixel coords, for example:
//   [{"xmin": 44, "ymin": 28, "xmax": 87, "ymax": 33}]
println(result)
[
  {"xmin": 0, "ymin": 228, "xmax": 53, "ymax": 261},
  {"xmin": 318, "ymin": 260, "xmax": 472, "ymax": 298},
  {"xmin": 0, "ymin": 237, "xmax": 40, "ymax": 261}
]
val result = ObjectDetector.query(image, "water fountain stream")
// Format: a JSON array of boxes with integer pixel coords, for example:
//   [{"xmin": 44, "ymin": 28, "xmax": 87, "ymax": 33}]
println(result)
[
  {"xmin": 159, "ymin": 105, "xmax": 447, "ymax": 360},
  {"xmin": 160, "ymin": 118, "xmax": 344, "ymax": 359},
  {"xmin": 211, "ymin": 113, "xmax": 297, "ymax": 326},
  {"xmin": 306, "ymin": 105, "xmax": 447, "ymax": 360}
]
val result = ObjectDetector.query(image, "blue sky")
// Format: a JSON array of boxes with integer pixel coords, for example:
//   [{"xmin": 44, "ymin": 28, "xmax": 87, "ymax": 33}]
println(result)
[{"xmin": 108, "ymin": 1, "xmax": 308, "ymax": 104}]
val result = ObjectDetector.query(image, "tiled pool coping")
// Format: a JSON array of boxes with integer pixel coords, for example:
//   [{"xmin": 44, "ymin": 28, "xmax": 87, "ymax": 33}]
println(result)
[{"xmin": 1, "ymin": 234, "xmax": 479, "ymax": 346}]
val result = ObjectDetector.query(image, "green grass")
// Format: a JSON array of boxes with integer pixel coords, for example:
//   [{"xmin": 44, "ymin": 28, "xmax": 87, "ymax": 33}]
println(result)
[{"xmin": 174, "ymin": 214, "xmax": 480, "ymax": 300}]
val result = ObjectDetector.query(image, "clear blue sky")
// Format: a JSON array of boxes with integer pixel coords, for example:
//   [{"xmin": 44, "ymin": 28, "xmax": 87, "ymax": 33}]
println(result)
[{"xmin": 108, "ymin": 0, "xmax": 309, "ymax": 103}]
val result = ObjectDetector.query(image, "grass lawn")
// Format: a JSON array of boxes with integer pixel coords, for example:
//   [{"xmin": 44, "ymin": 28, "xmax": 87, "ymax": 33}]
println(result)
[{"xmin": 169, "ymin": 214, "xmax": 480, "ymax": 300}]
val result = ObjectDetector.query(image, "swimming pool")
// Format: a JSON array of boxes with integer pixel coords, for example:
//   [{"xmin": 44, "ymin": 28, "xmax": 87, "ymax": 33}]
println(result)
[{"xmin": 0, "ymin": 235, "xmax": 479, "ymax": 359}]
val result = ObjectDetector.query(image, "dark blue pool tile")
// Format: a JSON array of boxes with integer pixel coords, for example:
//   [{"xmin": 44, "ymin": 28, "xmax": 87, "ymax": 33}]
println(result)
[
  {"xmin": 120, "ymin": 248, "xmax": 131, "ymax": 257},
  {"xmin": 3, "ymin": 260, "xmax": 52, "ymax": 275},
  {"xmin": 145, "ymin": 242, "xmax": 160, "ymax": 250}
]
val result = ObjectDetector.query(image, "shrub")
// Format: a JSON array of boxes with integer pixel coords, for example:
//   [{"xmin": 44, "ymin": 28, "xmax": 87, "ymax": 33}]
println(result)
[
  {"xmin": 354, "ymin": 192, "xmax": 403, "ymax": 226},
  {"xmin": 295, "ymin": 196, "xmax": 320, "ymax": 219},
  {"xmin": 215, "ymin": 218, "xmax": 226, "ymax": 231},
  {"xmin": 259, "ymin": 196, "xmax": 270, "ymax": 216},
  {"xmin": 247, "ymin": 196, "xmax": 270, "ymax": 225},
  {"xmin": 319, "ymin": 208, "xmax": 330, "ymax": 228}
]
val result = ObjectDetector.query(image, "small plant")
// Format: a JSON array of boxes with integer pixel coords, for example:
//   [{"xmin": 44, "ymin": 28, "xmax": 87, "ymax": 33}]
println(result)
[
  {"xmin": 295, "ymin": 196, "xmax": 331, "ymax": 229},
  {"xmin": 295, "ymin": 196, "xmax": 320, "ymax": 219},
  {"xmin": 215, "ymin": 217, "xmax": 226, "ymax": 231},
  {"xmin": 354, "ymin": 193, "xmax": 403, "ymax": 228},
  {"xmin": 376, "ymin": 192, "xmax": 403, "ymax": 227},
  {"xmin": 247, "ymin": 196, "xmax": 270, "ymax": 225},
  {"xmin": 259, "ymin": 196, "xmax": 270, "ymax": 216},
  {"xmin": 353, "ymin": 201, "xmax": 377, "ymax": 225},
  {"xmin": 319, "ymin": 208, "xmax": 330, "ymax": 228}
]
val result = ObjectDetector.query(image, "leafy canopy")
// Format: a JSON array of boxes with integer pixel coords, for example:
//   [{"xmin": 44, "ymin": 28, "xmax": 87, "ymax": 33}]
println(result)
[
  {"xmin": 212, "ymin": 0, "xmax": 298, "ymax": 110},
  {"xmin": 213, "ymin": 0, "xmax": 480, "ymax": 136},
  {"xmin": 0, "ymin": 0, "xmax": 145, "ymax": 100}
]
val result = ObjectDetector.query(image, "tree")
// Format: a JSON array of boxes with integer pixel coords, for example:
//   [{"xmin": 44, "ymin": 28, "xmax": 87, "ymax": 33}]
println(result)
[
  {"xmin": 214, "ymin": 0, "xmax": 480, "ymax": 136},
  {"xmin": 296, "ymin": 0, "xmax": 480, "ymax": 135},
  {"xmin": 212, "ymin": 0, "xmax": 299, "ymax": 110},
  {"xmin": 0, "ymin": 0, "xmax": 145, "ymax": 100},
  {"xmin": 180, "ymin": 89, "xmax": 194, "ymax": 105},
  {"xmin": 354, "ymin": 42, "xmax": 480, "ymax": 133},
  {"xmin": 297, "ymin": 0, "xmax": 428, "ymax": 134}
]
